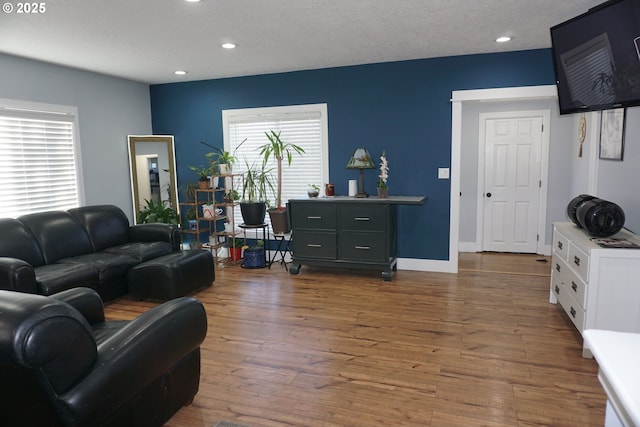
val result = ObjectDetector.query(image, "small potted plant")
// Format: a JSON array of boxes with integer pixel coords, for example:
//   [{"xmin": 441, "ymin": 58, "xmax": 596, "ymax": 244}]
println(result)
[
  {"xmin": 377, "ymin": 151, "xmax": 389, "ymax": 198},
  {"xmin": 227, "ymin": 236, "xmax": 244, "ymax": 261},
  {"xmin": 185, "ymin": 207, "xmax": 197, "ymax": 230},
  {"xmin": 242, "ymin": 239, "xmax": 265, "ymax": 268},
  {"xmin": 307, "ymin": 184, "xmax": 320, "ymax": 198},
  {"xmin": 189, "ymin": 165, "xmax": 211, "ymax": 189}
]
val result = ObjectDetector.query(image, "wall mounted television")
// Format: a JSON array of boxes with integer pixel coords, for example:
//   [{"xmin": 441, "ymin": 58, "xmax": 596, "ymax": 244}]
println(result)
[{"xmin": 551, "ymin": 0, "xmax": 640, "ymax": 115}]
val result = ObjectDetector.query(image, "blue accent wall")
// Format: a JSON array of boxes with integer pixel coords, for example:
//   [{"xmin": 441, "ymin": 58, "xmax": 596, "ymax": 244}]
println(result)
[{"xmin": 150, "ymin": 49, "xmax": 556, "ymax": 260}]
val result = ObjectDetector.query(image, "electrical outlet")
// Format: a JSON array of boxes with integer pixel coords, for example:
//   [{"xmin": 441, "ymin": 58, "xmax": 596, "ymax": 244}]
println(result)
[{"xmin": 438, "ymin": 168, "xmax": 450, "ymax": 179}]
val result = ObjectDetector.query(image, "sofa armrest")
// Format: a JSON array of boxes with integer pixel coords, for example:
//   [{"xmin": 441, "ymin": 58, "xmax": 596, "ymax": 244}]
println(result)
[
  {"xmin": 62, "ymin": 297, "xmax": 207, "ymax": 423},
  {"xmin": 0, "ymin": 257, "xmax": 38, "ymax": 293},
  {"xmin": 50, "ymin": 287, "xmax": 105, "ymax": 325},
  {"xmin": 129, "ymin": 223, "xmax": 181, "ymax": 251}
]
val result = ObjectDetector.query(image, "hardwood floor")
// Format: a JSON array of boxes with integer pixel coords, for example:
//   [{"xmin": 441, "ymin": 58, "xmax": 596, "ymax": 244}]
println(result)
[{"xmin": 104, "ymin": 253, "xmax": 606, "ymax": 427}]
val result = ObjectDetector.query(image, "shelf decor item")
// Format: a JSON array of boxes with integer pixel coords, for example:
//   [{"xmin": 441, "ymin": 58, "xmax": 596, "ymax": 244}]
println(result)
[
  {"xmin": 377, "ymin": 150, "xmax": 389, "ymax": 199},
  {"xmin": 346, "ymin": 147, "xmax": 376, "ymax": 198}
]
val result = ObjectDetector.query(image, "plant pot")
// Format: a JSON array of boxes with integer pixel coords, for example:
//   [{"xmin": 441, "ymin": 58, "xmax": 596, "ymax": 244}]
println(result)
[
  {"xmin": 229, "ymin": 246, "xmax": 243, "ymax": 261},
  {"xmin": 198, "ymin": 179, "xmax": 209, "ymax": 190},
  {"xmin": 242, "ymin": 247, "xmax": 265, "ymax": 268},
  {"xmin": 240, "ymin": 202, "xmax": 266, "ymax": 225},
  {"xmin": 377, "ymin": 187, "xmax": 388, "ymax": 199},
  {"xmin": 269, "ymin": 208, "xmax": 291, "ymax": 234},
  {"xmin": 307, "ymin": 189, "xmax": 319, "ymax": 198}
]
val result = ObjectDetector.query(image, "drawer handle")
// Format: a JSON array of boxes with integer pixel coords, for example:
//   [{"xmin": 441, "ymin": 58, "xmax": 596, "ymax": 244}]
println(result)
[
  {"xmin": 307, "ymin": 216, "xmax": 322, "ymax": 220},
  {"xmin": 555, "ymin": 263, "xmax": 561, "ymax": 273},
  {"xmin": 354, "ymin": 217, "xmax": 370, "ymax": 221},
  {"xmin": 354, "ymin": 245, "xmax": 370, "ymax": 250},
  {"xmin": 554, "ymin": 285, "xmax": 560, "ymax": 295},
  {"xmin": 573, "ymin": 256, "xmax": 580, "ymax": 267},
  {"xmin": 557, "ymin": 241, "xmax": 563, "ymax": 250},
  {"xmin": 570, "ymin": 307, "xmax": 576, "ymax": 318},
  {"xmin": 571, "ymin": 281, "xmax": 578, "ymax": 292},
  {"xmin": 307, "ymin": 244, "xmax": 322, "ymax": 248}
]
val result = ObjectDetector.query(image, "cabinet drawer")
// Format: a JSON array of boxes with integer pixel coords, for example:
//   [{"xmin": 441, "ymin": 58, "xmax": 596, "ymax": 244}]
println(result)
[
  {"xmin": 292, "ymin": 231, "xmax": 336, "ymax": 259},
  {"xmin": 339, "ymin": 232, "xmax": 386, "ymax": 262},
  {"xmin": 553, "ymin": 228, "xmax": 569, "ymax": 260},
  {"xmin": 552, "ymin": 253, "xmax": 587, "ymax": 309},
  {"xmin": 340, "ymin": 205, "xmax": 386, "ymax": 232},
  {"xmin": 552, "ymin": 279, "xmax": 586, "ymax": 333},
  {"xmin": 568, "ymin": 242, "xmax": 589, "ymax": 282},
  {"xmin": 291, "ymin": 204, "xmax": 336, "ymax": 230}
]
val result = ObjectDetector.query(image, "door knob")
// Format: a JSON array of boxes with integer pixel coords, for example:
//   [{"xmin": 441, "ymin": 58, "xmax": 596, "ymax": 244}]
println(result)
[{"xmin": 486, "ymin": 192, "xmax": 492, "ymax": 198}]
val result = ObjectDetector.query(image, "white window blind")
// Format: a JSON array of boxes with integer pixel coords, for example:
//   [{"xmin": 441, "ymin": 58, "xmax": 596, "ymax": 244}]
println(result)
[
  {"xmin": 223, "ymin": 104, "xmax": 328, "ymax": 226},
  {"xmin": 0, "ymin": 103, "xmax": 81, "ymax": 218}
]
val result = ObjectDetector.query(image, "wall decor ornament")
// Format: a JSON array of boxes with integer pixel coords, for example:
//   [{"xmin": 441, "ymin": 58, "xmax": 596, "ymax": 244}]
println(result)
[{"xmin": 599, "ymin": 108, "xmax": 625, "ymax": 161}]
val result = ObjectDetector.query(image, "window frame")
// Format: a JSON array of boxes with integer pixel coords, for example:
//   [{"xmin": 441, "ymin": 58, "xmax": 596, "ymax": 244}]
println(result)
[{"xmin": 0, "ymin": 98, "xmax": 85, "ymax": 218}]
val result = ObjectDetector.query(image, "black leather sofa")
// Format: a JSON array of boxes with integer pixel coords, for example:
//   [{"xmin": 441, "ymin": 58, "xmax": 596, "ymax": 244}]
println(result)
[
  {"xmin": 0, "ymin": 205, "xmax": 183, "ymax": 301},
  {"xmin": 0, "ymin": 287, "xmax": 207, "ymax": 427}
]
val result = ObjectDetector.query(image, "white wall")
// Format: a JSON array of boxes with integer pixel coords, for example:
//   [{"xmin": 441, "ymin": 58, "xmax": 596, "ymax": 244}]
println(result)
[
  {"xmin": 0, "ymin": 53, "xmax": 152, "ymax": 221},
  {"xmin": 459, "ymin": 98, "xmax": 575, "ymax": 249}
]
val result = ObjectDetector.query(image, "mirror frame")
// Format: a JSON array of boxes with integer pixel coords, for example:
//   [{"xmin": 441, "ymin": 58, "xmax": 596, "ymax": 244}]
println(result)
[{"xmin": 127, "ymin": 135, "xmax": 179, "ymax": 224}]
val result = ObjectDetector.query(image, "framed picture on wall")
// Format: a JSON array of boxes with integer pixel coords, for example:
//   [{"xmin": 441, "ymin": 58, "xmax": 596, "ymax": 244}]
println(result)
[{"xmin": 599, "ymin": 108, "xmax": 626, "ymax": 160}]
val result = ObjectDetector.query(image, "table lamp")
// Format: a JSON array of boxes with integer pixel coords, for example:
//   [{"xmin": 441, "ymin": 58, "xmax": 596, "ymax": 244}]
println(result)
[{"xmin": 346, "ymin": 147, "xmax": 375, "ymax": 198}]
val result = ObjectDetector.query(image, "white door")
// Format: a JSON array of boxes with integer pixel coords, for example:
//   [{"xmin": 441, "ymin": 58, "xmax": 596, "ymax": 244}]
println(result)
[{"xmin": 482, "ymin": 116, "xmax": 542, "ymax": 253}]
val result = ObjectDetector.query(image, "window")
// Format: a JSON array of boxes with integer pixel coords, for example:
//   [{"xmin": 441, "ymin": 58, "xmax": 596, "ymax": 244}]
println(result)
[
  {"xmin": 222, "ymin": 104, "xmax": 328, "ymax": 225},
  {"xmin": 0, "ymin": 99, "xmax": 83, "ymax": 218}
]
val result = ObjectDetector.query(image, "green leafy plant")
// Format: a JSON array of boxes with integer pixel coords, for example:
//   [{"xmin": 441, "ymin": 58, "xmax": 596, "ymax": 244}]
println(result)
[
  {"xmin": 258, "ymin": 131, "xmax": 305, "ymax": 209},
  {"xmin": 204, "ymin": 138, "xmax": 247, "ymax": 173},
  {"xmin": 227, "ymin": 236, "xmax": 244, "ymax": 249},
  {"xmin": 188, "ymin": 165, "xmax": 210, "ymax": 181},
  {"xmin": 242, "ymin": 159, "xmax": 274, "ymax": 204},
  {"xmin": 138, "ymin": 199, "xmax": 180, "ymax": 224}
]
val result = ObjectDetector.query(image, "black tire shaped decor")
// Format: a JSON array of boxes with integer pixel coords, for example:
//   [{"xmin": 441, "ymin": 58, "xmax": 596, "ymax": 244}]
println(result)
[{"xmin": 566, "ymin": 194, "xmax": 625, "ymax": 237}]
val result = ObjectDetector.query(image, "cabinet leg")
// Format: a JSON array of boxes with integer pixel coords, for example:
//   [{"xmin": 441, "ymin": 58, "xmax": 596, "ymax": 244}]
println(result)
[
  {"xmin": 382, "ymin": 270, "xmax": 393, "ymax": 281},
  {"xmin": 289, "ymin": 263, "xmax": 301, "ymax": 275}
]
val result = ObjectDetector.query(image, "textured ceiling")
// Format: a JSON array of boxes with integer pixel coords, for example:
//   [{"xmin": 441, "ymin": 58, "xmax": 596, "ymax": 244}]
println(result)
[{"xmin": 0, "ymin": 0, "xmax": 605, "ymax": 84}]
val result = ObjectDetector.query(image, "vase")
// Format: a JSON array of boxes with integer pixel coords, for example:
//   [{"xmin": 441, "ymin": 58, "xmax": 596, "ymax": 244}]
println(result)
[{"xmin": 377, "ymin": 187, "xmax": 388, "ymax": 198}]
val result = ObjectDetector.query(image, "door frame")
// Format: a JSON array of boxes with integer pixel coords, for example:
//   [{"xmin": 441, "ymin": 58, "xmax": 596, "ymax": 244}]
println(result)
[
  {"xmin": 449, "ymin": 85, "xmax": 557, "ymax": 273},
  {"xmin": 475, "ymin": 110, "xmax": 551, "ymax": 254}
]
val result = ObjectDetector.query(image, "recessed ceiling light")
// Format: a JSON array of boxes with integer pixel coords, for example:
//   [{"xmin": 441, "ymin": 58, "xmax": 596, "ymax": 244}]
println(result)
[
  {"xmin": 496, "ymin": 36, "xmax": 512, "ymax": 43},
  {"xmin": 174, "ymin": 70, "xmax": 188, "ymax": 75},
  {"xmin": 184, "ymin": 0, "xmax": 201, "ymax": 3},
  {"xmin": 221, "ymin": 43, "xmax": 236, "ymax": 49}
]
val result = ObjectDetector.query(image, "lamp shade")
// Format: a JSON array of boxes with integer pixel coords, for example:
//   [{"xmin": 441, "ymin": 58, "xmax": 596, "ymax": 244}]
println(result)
[{"xmin": 346, "ymin": 147, "xmax": 375, "ymax": 169}]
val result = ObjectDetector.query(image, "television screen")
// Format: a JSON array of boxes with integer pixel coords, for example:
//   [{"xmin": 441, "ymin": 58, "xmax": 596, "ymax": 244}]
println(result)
[{"xmin": 551, "ymin": 0, "xmax": 640, "ymax": 115}]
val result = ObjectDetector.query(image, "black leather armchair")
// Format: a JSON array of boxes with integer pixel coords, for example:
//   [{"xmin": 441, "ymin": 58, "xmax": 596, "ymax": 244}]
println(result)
[{"xmin": 0, "ymin": 288, "xmax": 207, "ymax": 427}]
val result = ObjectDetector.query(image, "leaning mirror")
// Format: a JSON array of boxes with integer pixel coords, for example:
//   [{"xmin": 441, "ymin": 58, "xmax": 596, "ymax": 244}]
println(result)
[{"xmin": 127, "ymin": 135, "xmax": 179, "ymax": 224}]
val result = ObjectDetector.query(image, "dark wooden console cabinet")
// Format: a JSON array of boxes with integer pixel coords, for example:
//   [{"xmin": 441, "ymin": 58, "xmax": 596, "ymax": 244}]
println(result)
[{"xmin": 288, "ymin": 196, "xmax": 425, "ymax": 281}]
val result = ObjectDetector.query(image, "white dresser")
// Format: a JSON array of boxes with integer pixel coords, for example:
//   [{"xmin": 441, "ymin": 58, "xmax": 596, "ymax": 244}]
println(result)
[{"xmin": 550, "ymin": 222, "xmax": 640, "ymax": 357}]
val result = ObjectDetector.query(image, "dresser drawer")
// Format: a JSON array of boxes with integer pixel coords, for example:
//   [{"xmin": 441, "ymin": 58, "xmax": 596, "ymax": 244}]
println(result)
[
  {"xmin": 552, "ymin": 278, "xmax": 586, "ymax": 333},
  {"xmin": 568, "ymin": 242, "xmax": 589, "ymax": 282},
  {"xmin": 340, "ymin": 205, "xmax": 386, "ymax": 232},
  {"xmin": 291, "ymin": 204, "xmax": 336, "ymax": 230},
  {"xmin": 292, "ymin": 231, "xmax": 336, "ymax": 259},
  {"xmin": 553, "ymin": 228, "xmax": 569, "ymax": 260},
  {"xmin": 552, "ymin": 252, "xmax": 587, "ymax": 309},
  {"xmin": 339, "ymin": 232, "xmax": 386, "ymax": 262}
]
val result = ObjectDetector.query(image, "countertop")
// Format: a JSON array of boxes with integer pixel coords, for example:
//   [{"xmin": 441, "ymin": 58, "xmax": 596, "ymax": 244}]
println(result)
[{"xmin": 584, "ymin": 329, "xmax": 640, "ymax": 426}]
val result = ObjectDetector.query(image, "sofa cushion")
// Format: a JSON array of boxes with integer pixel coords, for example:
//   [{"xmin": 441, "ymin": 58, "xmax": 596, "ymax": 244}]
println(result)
[
  {"xmin": 68, "ymin": 205, "xmax": 130, "ymax": 252},
  {"xmin": 58, "ymin": 252, "xmax": 139, "ymax": 284},
  {"xmin": 102, "ymin": 241, "xmax": 173, "ymax": 262},
  {"xmin": 34, "ymin": 263, "xmax": 99, "ymax": 296},
  {"xmin": 18, "ymin": 211, "xmax": 93, "ymax": 264},
  {"xmin": 0, "ymin": 218, "xmax": 45, "ymax": 267}
]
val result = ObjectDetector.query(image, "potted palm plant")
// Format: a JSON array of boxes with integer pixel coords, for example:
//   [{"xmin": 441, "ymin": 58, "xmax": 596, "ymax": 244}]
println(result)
[
  {"xmin": 239, "ymin": 159, "xmax": 274, "ymax": 225},
  {"xmin": 258, "ymin": 130, "xmax": 305, "ymax": 234}
]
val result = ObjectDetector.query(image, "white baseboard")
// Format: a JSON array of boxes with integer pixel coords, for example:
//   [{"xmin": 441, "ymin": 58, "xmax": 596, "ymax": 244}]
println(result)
[
  {"xmin": 458, "ymin": 241, "xmax": 479, "ymax": 253},
  {"xmin": 397, "ymin": 257, "xmax": 457, "ymax": 273}
]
